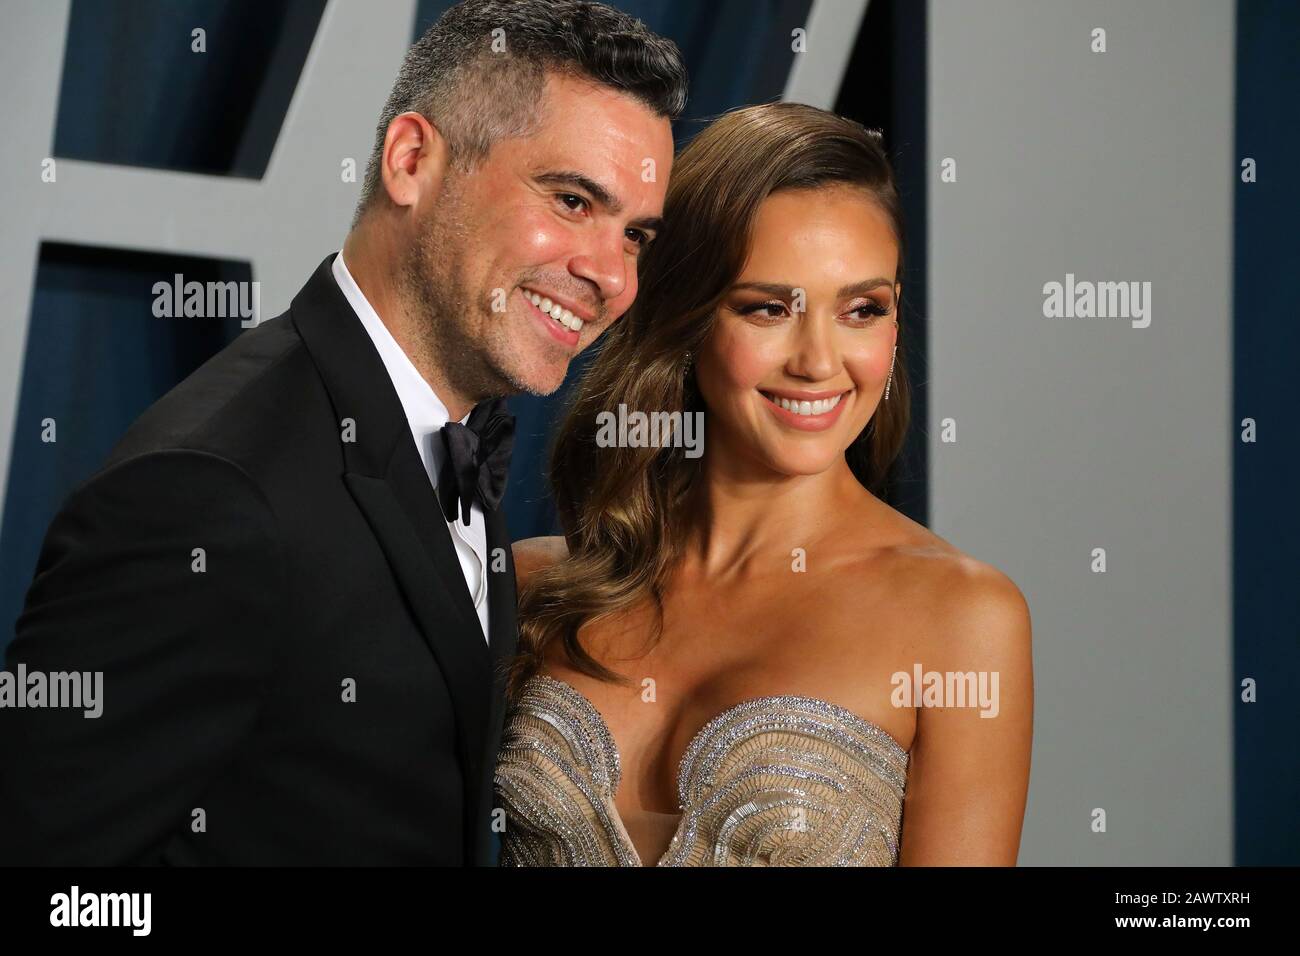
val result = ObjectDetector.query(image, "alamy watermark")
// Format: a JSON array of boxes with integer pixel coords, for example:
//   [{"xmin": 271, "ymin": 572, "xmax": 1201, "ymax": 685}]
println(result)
[
  {"xmin": 595, "ymin": 404, "xmax": 704, "ymax": 458},
  {"xmin": 50, "ymin": 886, "xmax": 150, "ymax": 936},
  {"xmin": 153, "ymin": 273, "xmax": 261, "ymax": 328},
  {"xmin": 891, "ymin": 663, "xmax": 999, "ymax": 718},
  {"xmin": 0, "ymin": 664, "xmax": 102, "ymax": 718},
  {"xmin": 1042, "ymin": 273, "xmax": 1151, "ymax": 328}
]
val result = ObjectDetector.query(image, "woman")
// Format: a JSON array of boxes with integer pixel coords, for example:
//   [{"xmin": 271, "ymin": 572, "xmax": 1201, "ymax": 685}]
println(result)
[{"xmin": 494, "ymin": 102, "xmax": 1033, "ymax": 866}]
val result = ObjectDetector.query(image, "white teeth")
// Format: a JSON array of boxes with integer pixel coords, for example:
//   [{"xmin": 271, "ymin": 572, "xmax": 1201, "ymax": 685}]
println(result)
[
  {"xmin": 764, "ymin": 392, "xmax": 844, "ymax": 416},
  {"xmin": 526, "ymin": 290, "xmax": 584, "ymax": 332}
]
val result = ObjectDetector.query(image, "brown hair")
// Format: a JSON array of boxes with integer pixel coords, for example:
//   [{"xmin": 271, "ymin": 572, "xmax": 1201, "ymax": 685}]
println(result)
[{"xmin": 507, "ymin": 101, "xmax": 910, "ymax": 699}]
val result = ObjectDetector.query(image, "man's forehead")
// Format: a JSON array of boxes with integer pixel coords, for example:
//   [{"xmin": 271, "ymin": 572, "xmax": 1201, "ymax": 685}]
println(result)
[
  {"xmin": 538, "ymin": 68, "xmax": 630, "ymax": 109},
  {"xmin": 533, "ymin": 71, "xmax": 672, "ymax": 140}
]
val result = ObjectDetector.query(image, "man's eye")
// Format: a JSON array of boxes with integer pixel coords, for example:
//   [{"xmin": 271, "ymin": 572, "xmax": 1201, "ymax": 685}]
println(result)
[
  {"xmin": 626, "ymin": 229, "xmax": 650, "ymax": 249},
  {"xmin": 557, "ymin": 193, "xmax": 588, "ymax": 213}
]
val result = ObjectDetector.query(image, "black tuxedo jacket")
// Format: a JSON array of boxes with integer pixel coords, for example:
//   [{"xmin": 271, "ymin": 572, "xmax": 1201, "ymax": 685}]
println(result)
[{"xmin": 0, "ymin": 255, "xmax": 518, "ymax": 865}]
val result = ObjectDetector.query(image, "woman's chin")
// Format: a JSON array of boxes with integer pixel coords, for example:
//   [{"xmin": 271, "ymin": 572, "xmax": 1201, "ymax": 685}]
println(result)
[{"xmin": 757, "ymin": 447, "xmax": 846, "ymax": 480}]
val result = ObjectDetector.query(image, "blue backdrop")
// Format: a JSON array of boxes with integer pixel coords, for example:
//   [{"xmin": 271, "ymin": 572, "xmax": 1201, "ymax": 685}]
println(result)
[{"xmin": 1232, "ymin": 0, "xmax": 1299, "ymax": 866}]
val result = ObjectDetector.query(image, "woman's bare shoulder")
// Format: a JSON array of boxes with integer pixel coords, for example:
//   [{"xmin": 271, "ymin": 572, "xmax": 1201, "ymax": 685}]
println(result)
[
  {"xmin": 830, "ymin": 505, "xmax": 1031, "ymax": 658},
  {"xmin": 511, "ymin": 535, "xmax": 570, "ymax": 589},
  {"xmin": 873, "ymin": 524, "xmax": 1031, "ymax": 662}
]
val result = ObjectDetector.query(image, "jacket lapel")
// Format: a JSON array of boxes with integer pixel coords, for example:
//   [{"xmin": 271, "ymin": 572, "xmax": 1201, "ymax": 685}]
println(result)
[
  {"xmin": 290, "ymin": 254, "xmax": 497, "ymax": 862},
  {"xmin": 485, "ymin": 505, "xmax": 520, "ymax": 680},
  {"xmin": 472, "ymin": 504, "xmax": 520, "ymax": 864}
]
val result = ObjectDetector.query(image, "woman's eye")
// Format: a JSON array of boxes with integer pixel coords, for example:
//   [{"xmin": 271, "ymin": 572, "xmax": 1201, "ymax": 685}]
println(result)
[
  {"xmin": 738, "ymin": 301, "xmax": 788, "ymax": 320},
  {"xmin": 848, "ymin": 301, "xmax": 891, "ymax": 321}
]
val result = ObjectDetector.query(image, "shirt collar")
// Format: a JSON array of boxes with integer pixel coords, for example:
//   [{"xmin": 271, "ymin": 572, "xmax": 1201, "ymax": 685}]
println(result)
[{"xmin": 331, "ymin": 250, "xmax": 467, "ymax": 482}]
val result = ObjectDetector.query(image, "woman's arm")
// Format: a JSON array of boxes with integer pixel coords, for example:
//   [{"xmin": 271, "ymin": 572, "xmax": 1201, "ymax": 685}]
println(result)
[
  {"xmin": 897, "ymin": 565, "xmax": 1034, "ymax": 865},
  {"xmin": 510, "ymin": 535, "xmax": 569, "ymax": 598}
]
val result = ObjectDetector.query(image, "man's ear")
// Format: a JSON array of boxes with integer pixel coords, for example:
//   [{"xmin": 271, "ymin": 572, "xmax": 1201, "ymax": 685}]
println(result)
[{"xmin": 379, "ymin": 111, "xmax": 451, "ymax": 210}]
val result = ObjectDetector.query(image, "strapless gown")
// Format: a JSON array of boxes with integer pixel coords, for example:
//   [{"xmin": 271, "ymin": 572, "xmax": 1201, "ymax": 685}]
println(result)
[{"xmin": 493, "ymin": 673, "xmax": 910, "ymax": 866}]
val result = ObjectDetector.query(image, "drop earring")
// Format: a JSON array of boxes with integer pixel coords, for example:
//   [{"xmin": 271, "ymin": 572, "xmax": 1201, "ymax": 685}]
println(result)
[{"xmin": 884, "ymin": 345, "xmax": 897, "ymax": 400}]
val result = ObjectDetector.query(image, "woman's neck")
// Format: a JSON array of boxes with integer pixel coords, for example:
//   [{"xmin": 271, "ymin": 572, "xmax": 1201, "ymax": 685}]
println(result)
[{"xmin": 682, "ymin": 450, "xmax": 869, "ymax": 580}]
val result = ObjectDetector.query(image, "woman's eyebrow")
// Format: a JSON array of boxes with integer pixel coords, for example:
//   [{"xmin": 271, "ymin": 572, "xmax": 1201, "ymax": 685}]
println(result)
[{"xmin": 730, "ymin": 278, "xmax": 894, "ymax": 297}]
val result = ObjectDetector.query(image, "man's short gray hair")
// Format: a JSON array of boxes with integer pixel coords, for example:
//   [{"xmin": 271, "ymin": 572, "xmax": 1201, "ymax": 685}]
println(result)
[{"xmin": 353, "ymin": 0, "xmax": 688, "ymax": 226}]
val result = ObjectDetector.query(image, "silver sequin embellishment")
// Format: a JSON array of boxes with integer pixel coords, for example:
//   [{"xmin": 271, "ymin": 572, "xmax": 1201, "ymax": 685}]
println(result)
[{"xmin": 493, "ymin": 674, "xmax": 910, "ymax": 866}]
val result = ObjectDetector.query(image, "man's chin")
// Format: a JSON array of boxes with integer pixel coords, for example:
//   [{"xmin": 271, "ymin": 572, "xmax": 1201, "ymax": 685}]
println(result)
[
  {"xmin": 500, "ymin": 361, "xmax": 569, "ymax": 398},
  {"xmin": 524, "ymin": 370, "xmax": 569, "ymax": 397}
]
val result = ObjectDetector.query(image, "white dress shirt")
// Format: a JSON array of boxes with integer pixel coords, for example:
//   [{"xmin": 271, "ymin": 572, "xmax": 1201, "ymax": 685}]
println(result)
[{"xmin": 332, "ymin": 251, "xmax": 490, "ymax": 643}]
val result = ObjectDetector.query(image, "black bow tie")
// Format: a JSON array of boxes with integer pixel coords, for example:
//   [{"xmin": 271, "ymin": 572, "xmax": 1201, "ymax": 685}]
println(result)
[{"xmin": 437, "ymin": 397, "xmax": 515, "ymax": 524}]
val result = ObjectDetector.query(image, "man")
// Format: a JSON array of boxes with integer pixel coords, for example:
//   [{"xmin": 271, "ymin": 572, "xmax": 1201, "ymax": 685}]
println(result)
[{"xmin": 0, "ymin": 0, "xmax": 683, "ymax": 865}]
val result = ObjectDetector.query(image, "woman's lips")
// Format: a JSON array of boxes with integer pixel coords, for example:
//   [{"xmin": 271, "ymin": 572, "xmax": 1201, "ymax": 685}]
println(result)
[{"xmin": 758, "ymin": 388, "xmax": 851, "ymax": 430}]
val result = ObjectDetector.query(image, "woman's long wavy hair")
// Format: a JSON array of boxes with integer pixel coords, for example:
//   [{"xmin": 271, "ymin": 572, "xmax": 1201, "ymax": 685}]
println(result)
[{"xmin": 507, "ymin": 101, "xmax": 911, "ymax": 700}]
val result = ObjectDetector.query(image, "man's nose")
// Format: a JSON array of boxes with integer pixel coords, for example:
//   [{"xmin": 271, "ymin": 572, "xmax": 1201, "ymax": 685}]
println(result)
[{"xmin": 569, "ymin": 226, "xmax": 630, "ymax": 309}]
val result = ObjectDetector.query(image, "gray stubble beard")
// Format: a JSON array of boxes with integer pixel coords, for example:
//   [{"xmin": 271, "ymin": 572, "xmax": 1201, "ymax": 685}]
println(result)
[{"xmin": 399, "ymin": 193, "xmax": 522, "ymax": 407}]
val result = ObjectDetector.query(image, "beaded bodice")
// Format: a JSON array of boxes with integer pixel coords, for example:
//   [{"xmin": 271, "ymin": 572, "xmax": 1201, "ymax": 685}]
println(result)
[{"xmin": 493, "ymin": 674, "xmax": 910, "ymax": 866}]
